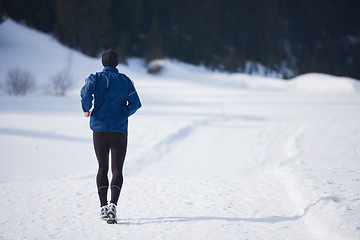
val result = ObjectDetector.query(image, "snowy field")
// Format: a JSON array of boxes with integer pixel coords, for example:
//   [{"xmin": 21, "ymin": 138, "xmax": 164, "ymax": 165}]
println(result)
[{"xmin": 1, "ymin": 19, "xmax": 360, "ymax": 239}]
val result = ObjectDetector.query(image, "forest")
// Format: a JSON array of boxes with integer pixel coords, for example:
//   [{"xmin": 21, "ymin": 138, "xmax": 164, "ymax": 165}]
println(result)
[{"xmin": 1, "ymin": 0, "xmax": 359, "ymax": 79}]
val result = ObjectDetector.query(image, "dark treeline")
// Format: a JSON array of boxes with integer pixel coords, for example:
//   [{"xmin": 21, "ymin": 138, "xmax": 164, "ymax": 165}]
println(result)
[{"xmin": 1, "ymin": 0, "xmax": 360, "ymax": 79}]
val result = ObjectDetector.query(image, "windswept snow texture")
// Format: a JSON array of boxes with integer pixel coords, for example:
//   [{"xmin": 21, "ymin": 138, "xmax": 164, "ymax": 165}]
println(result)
[{"xmin": 1, "ymin": 19, "xmax": 360, "ymax": 240}]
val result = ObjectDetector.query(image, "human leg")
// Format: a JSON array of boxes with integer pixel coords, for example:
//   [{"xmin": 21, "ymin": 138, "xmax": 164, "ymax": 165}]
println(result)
[
  {"xmin": 93, "ymin": 132, "xmax": 110, "ymax": 207},
  {"xmin": 109, "ymin": 132, "xmax": 128, "ymax": 205}
]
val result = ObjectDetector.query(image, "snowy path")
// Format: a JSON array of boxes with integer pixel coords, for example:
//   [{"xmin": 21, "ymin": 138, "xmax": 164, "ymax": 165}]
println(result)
[
  {"xmin": 0, "ymin": 171, "xmax": 357, "ymax": 239},
  {"xmin": 0, "ymin": 175, "xmax": 320, "ymax": 239}
]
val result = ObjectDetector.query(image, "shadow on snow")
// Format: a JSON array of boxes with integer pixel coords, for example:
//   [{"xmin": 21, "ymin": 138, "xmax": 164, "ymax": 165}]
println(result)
[
  {"xmin": 0, "ymin": 128, "xmax": 90, "ymax": 142},
  {"xmin": 118, "ymin": 196, "xmax": 340, "ymax": 225}
]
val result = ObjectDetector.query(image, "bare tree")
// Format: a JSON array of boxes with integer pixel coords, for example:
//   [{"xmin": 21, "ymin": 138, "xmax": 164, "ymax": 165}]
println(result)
[
  {"xmin": 49, "ymin": 69, "xmax": 74, "ymax": 96},
  {"xmin": 5, "ymin": 69, "xmax": 36, "ymax": 96}
]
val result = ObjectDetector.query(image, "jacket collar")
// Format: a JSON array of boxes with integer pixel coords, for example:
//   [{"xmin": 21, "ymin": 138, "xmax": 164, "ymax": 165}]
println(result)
[{"xmin": 103, "ymin": 66, "xmax": 119, "ymax": 73}]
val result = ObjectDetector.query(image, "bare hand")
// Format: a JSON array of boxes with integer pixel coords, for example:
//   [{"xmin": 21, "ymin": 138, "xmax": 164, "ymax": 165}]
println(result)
[{"xmin": 84, "ymin": 111, "xmax": 91, "ymax": 117}]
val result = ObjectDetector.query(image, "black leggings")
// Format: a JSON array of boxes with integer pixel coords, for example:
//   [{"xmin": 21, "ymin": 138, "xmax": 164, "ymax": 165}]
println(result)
[{"xmin": 93, "ymin": 132, "xmax": 127, "ymax": 207}]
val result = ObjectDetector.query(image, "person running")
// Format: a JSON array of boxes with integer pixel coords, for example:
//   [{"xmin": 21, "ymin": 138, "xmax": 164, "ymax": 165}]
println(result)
[{"xmin": 80, "ymin": 49, "xmax": 142, "ymax": 224}]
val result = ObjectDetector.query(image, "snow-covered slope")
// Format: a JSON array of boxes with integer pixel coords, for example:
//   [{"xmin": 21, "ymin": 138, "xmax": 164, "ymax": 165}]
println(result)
[{"xmin": 0, "ymin": 19, "xmax": 360, "ymax": 240}]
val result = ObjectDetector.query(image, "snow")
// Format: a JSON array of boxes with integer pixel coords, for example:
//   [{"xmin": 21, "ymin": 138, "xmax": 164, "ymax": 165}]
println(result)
[
  {"xmin": 1, "ymin": 19, "xmax": 360, "ymax": 239},
  {"xmin": 290, "ymin": 73, "xmax": 360, "ymax": 94}
]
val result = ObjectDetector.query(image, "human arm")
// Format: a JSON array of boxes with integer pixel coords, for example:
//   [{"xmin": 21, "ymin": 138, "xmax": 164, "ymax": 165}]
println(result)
[
  {"xmin": 126, "ymin": 78, "xmax": 142, "ymax": 117},
  {"xmin": 80, "ymin": 74, "xmax": 96, "ymax": 114}
]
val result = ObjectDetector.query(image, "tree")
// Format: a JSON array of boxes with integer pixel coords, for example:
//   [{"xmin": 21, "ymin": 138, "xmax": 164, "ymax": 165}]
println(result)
[
  {"xmin": 47, "ymin": 70, "xmax": 74, "ymax": 96},
  {"xmin": 144, "ymin": 13, "xmax": 163, "ymax": 62},
  {"xmin": 55, "ymin": 0, "xmax": 112, "ymax": 56},
  {"xmin": 2, "ymin": 0, "xmax": 56, "ymax": 32},
  {"xmin": 5, "ymin": 69, "xmax": 36, "ymax": 96},
  {"xmin": 0, "ymin": 0, "xmax": 4, "ymax": 23},
  {"xmin": 110, "ymin": 0, "xmax": 144, "ymax": 62},
  {"xmin": 2, "ymin": 0, "xmax": 360, "ymax": 79}
]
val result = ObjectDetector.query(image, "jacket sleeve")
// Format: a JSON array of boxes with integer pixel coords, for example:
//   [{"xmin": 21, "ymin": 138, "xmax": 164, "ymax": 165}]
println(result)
[
  {"xmin": 80, "ymin": 74, "xmax": 96, "ymax": 112},
  {"xmin": 126, "ymin": 76, "xmax": 142, "ymax": 117}
]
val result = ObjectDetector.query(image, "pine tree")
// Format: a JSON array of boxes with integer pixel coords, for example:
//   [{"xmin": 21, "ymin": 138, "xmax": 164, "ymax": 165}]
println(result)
[
  {"xmin": 1, "ymin": 0, "xmax": 56, "ymax": 32},
  {"xmin": 110, "ymin": 0, "xmax": 144, "ymax": 61},
  {"xmin": 0, "ymin": 0, "xmax": 4, "ymax": 23},
  {"xmin": 2, "ymin": 0, "xmax": 359, "ymax": 79},
  {"xmin": 144, "ymin": 12, "xmax": 163, "ymax": 62},
  {"xmin": 54, "ymin": 0, "xmax": 112, "ymax": 56}
]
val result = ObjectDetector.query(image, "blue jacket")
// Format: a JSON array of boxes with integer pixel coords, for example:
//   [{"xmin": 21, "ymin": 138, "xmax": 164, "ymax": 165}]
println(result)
[{"xmin": 80, "ymin": 66, "xmax": 141, "ymax": 134}]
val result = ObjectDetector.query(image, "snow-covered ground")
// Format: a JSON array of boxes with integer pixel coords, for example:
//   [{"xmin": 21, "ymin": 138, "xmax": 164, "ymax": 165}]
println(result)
[{"xmin": 0, "ymin": 19, "xmax": 360, "ymax": 239}]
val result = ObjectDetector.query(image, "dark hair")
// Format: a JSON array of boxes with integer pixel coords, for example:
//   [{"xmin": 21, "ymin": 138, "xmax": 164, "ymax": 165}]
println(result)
[{"xmin": 102, "ymin": 49, "xmax": 118, "ymax": 67}]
